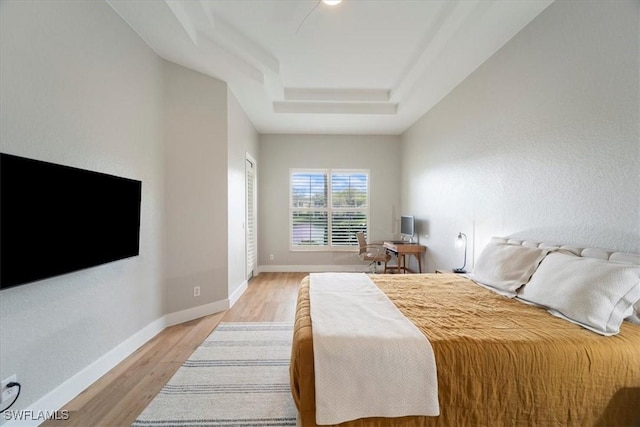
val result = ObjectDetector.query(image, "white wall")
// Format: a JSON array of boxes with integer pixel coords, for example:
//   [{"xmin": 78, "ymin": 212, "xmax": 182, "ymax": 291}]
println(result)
[
  {"xmin": 163, "ymin": 61, "xmax": 229, "ymax": 312},
  {"xmin": 0, "ymin": 0, "xmax": 165, "ymax": 414},
  {"xmin": 258, "ymin": 134, "xmax": 402, "ymax": 271},
  {"xmin": 401, "ymin": 0, "xmax": 640, "ymax": 272},
  {"xmin": 227, "ymin": 89, "xmax": 259, "ymax": 296}
]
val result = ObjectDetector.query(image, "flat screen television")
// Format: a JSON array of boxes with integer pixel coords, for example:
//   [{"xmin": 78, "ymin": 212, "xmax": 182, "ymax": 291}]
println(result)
[
  {"xmin": 400, "ymin": 215, "xmax": 415, "ymax": 240},
  {"xmin": 0, "ymin": 153, "xmax": 142, "ymax": 290}
]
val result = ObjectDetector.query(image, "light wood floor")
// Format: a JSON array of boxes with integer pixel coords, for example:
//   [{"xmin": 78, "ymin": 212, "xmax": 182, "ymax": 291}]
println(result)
[{"xmin": 42, "ymin": 272, "xmax": 307, "ymax": 427}]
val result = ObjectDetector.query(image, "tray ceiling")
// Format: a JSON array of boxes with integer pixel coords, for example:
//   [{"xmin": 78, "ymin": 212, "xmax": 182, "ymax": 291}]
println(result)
[{"xmin": 108, "ymin": 0, "xmax": 553, "ymax": 135}]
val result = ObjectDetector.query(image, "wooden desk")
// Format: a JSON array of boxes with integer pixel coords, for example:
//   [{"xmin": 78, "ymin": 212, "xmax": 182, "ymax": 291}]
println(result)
[{"xmin": 383, "ymin": 241, "xmax": 427, "ymax": 273}]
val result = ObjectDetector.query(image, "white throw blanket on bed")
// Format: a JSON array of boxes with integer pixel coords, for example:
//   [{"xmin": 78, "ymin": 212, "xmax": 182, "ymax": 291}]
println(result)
[{"xmin": 309, "ymin": 272, "xmax": 439, "ymax": 425}]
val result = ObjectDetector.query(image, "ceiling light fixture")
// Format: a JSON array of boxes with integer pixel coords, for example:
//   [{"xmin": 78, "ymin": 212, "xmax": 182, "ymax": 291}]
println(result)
[{"xmin": 297, "ymin": 0, "xmax": 343, "ymax": 34}]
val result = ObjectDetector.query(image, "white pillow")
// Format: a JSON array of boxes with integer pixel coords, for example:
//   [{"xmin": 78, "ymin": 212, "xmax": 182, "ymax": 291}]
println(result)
[
  {"xmin": 627, "ymin": 300, "xmax": 640, "ymax": 325},
  {"xmin": 518, "ymin": 252, "xmax": 640, "ymax": 335},
  {"xmin": 471, "ymin": 242, "xmax": 550, "ymax": 296}
]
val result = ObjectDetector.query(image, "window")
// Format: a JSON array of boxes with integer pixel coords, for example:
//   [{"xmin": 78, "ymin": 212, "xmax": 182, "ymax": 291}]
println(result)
[{"xmin": 290, "ymin": 169, "xmax": 369, "ymax": 250}]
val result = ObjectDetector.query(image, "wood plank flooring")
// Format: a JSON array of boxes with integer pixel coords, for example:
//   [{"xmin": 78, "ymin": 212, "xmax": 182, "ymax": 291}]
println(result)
[{"xmin": 42, "ymin": 272, "xmax": 307, "ymax": 427}]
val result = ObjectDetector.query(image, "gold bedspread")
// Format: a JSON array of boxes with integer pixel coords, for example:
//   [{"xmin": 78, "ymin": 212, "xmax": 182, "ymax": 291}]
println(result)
[{"xmin": 290, "ymin": 274, "xmax": 640, "ymax": 427}]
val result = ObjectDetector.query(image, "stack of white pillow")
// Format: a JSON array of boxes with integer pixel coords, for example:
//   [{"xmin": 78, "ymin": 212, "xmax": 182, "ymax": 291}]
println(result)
[{"xmin": 470, "ymin": 241, "xmax": 640, "ymax": 336}]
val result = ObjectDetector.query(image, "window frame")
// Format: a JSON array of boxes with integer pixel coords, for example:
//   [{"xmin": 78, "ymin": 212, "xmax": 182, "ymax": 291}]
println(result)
[{"xmin": 289, "ymin": 168, "xmax": 370, "ymax": 252}]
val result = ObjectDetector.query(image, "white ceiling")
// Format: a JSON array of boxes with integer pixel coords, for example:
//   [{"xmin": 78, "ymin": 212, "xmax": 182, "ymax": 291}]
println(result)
[{"xmin": 107, "ymin": 0, "xmax": 553, "ymax": 135}]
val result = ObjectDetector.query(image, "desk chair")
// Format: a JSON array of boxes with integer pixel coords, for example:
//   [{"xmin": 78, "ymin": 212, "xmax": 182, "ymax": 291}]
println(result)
[{"xmin": 356, "ymin": 232, "xmax": 391, "ymax": 273}]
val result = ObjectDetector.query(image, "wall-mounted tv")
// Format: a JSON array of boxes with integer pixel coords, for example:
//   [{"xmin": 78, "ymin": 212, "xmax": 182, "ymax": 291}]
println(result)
[{"xmin": 1, "ymin": 153, "xmax": 142, "ymax": 290}]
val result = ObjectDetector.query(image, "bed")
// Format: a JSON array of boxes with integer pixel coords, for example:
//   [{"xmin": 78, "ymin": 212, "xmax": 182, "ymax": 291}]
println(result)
[{"xmin": 290, "ymin": 238, "xmax": 640, "ymax": 426}]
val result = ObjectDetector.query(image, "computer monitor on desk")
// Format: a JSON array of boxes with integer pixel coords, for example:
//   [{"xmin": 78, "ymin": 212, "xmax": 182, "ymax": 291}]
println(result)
[{"xmin": 400, "ymin": 215, "xmax": 415, "ymax": 242}]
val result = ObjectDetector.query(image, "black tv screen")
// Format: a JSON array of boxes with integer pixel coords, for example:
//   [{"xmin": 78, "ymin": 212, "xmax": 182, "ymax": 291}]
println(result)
[{"xmin": 1, "ymin": 153, "xmax": 142, "ymax": 290}]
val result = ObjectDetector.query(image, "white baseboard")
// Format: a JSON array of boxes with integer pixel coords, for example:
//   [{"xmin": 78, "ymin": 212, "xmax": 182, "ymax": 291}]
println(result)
[
  {"xmin": 164, "ymin": 280, "xmax": 247, "ymax": 327},
  {"xmin": 258, "ymin": 264, "xmax": 367, "ymax": 273},
  {"xmin": 229, "ymin": 280, "xmax": 248, "ymax": 307},
  {"xmin": 163, "ymin": 299, "xmax": 229, "ymax": 327},
  {"xmin": 6, "ymin": 297, "xmax": 235, "ymax": 426},
  {"xmin": 4, "ymin": 317, "xmax": 167, "ymax": 427}
]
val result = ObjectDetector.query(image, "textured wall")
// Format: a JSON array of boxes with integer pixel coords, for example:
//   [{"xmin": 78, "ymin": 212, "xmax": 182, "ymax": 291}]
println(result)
[
  {"xmin": 227, "ymin": 89, "xmax": 259, "ymax": 294},
  {"xmin": 163, "ymin": 61, "xmax": 229, "ymax": 312},
  {"xmin": 258, "ymin": 134, "xmax": 401, "ymax": 270},
  {"xmin": 401, "ymin": 0, "xmax": 640, "ymax": 272},
  {"xmin": 0, "ymin": 0, "xmax": 165, "ymax": 413}
]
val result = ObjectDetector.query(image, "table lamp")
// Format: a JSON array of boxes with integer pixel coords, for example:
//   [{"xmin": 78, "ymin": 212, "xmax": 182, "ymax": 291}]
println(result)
[{"xmin": 453, "ymin": 232, "xmax": 467, "ymax": 273}]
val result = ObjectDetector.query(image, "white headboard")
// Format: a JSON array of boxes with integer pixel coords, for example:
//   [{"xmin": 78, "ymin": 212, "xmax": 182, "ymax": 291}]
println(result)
[{"xmin": 491, "ymin": 237, "xmax": 640, "ymax": 266}]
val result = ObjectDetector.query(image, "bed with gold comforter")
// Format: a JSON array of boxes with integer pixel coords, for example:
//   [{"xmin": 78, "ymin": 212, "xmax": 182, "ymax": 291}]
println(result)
[{"xmin": 290, "ymin": 273, "xmax": 640, "ymax": 426}]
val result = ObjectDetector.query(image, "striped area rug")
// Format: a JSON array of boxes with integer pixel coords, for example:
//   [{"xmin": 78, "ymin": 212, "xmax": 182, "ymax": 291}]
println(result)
[{"xmin": 132, "ymin": 322, "xmax": 297, "ymax": 427}]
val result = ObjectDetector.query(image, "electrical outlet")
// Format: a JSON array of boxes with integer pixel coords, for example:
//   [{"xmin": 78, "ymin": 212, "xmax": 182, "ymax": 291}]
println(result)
[
  {"xmin": 1, "ymin": 374, "xmax": 17, "ymax": 404},
  {"xmin": 269, "ymin": 254, "xmax": 274, "ymax": 261},
  {"xmin": 193, "ymin": 286, "xmax": 200, "ymax": 297}
]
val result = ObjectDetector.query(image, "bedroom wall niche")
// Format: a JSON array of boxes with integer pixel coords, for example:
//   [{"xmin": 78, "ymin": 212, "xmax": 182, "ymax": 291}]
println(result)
[{"xmin": 401, "ymin": 0, "xmax": 640, "ymax": 271}]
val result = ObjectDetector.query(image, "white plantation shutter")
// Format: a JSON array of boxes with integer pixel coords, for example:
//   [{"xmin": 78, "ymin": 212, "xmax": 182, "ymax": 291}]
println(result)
[
  {"xmin": 246, "ymin": 158, "xmax": 256, "ymax": 278},
  {"xmin": 331, "ymin": 173, "xmax": 368, "ymax": 246},
  {"xmin": 290, "ymin": 169, "xmax": 369, "ymax": 250},
  {"xmin": 291, "ymin": 172, "xmax": 328, "ymax": 247}
]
